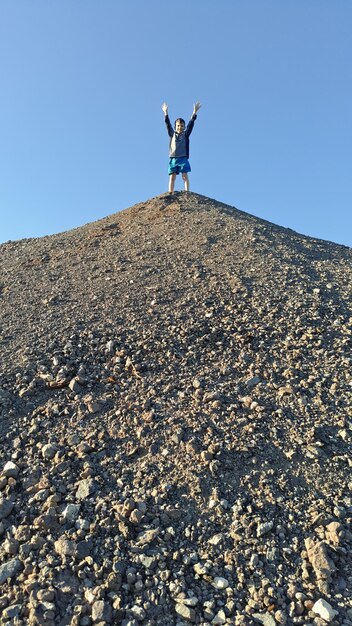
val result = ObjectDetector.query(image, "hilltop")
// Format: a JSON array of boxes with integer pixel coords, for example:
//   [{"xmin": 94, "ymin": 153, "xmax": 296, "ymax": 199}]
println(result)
[{"xmin": 0, "ymin": 192, "xmax": 351, "ymax": 626}]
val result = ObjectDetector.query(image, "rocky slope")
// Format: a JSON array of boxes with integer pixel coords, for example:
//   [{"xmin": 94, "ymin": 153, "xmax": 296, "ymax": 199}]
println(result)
[{"xmin": 0, "ymin": 191, "xmax": 351, "ymax": 626}]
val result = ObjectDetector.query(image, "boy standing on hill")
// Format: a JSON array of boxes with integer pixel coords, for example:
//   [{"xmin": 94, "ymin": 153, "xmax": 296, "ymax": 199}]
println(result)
[{"xmin": 162, "ymin": 102, "xmax": 201, "ymax": 192}]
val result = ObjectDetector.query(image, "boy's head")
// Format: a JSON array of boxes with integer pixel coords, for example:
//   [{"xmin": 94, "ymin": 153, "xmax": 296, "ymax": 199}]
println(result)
[{"xmin": 174, "ymin": 118, "xmax": 185, "ymax": 133}]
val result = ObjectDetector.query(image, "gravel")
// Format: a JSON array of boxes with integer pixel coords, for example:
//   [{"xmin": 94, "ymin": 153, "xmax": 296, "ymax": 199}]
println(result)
[{"xmin": 0, "ymin": 191, "xmax": 351, "ymax": 625}]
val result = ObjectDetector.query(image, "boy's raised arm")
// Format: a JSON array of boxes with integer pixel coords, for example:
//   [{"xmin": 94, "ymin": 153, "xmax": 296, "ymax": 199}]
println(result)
[{"xmin": 162, "ymin": 102, "xmax": 174, "ymax": 137}]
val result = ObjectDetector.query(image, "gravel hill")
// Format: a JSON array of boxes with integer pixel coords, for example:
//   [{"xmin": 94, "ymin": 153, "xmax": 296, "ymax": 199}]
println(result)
[{"xmin": 0, "ymin": 191, "xmax": 351, "ymax": 626}]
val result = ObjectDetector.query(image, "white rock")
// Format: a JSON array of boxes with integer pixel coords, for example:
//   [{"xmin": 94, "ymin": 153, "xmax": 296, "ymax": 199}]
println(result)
[
  {"xmin": 42, "ymin": 443, "xmax": 58, "ymax": 460},
  {"xmin": 312, "ymin": 598, "xmax": 338, "ymax": 622},
  {"xmin": 212, "ymin": 609, "xmax": 227, "ymax": 624},
  {"xmin": 208, "ymin": 533, "xmax": 223, "ymax": 546},
  {"xmin": 106, "ymin": 340, "xmax": 115, "ymax": 353},
  {"xmin": 253, "ymin": 612, "xmax": 276, "ymax": 626},
  {"xmin": 3, "ymin": 461, "xmax": 19, "ymax": 478},
  {"xmin": 257, "ymin": 520, "xmax": 273, "ymax": 537},
  {"xmin": 213, "ymin": 576, "xmax": 229, "ymax": 589},
  {"xmin": 62, "ymin": 504, "xmax": 80, "ymax": 522}
]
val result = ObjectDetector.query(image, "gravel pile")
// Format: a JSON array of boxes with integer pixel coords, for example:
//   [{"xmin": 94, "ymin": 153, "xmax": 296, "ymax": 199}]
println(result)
[{"xmin": 0, "ymin": 191, "xmax": 351, "ymax": 626}]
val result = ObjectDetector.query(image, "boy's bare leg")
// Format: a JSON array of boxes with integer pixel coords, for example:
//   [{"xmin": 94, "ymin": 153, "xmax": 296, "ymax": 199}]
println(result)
[
  {"xmin": 182, "ymin": 173, "xmax": 190, "ymax": 191},
  {"xmin": 169, "ymin": 173, "xmax": 176, "ymax": 192}
]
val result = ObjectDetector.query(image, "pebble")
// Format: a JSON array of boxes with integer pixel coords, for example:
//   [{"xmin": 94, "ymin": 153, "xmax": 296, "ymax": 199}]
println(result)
[
  {"xmin": 312, "ymin": 599, "xmax": 338, "ymax": 622},
  {"xmin": 62, "ymin": 503, "xmax": 81, "ymax": 522},
  {"xmin": 257, "ymin": 520, "xmax": 274, "ymax": 537},
  {"xmin": 252, "ymin": 612, "xmax": 277, "ymax": 626},
  {"xmin": 212, "ymin": 609, "xmax": 227, "ymax": 624},
  {"xmin": 213, "ymin": 576, "xmax": 229, "ymax": 590},
  {"xmin": 92, "ymin": 599, "xmax": 112, "ymax": 623},
  {"xmin": 41, "ymin": 443, "xmax": 58, "ymax": 459},
  {"xmin": 2, "ymin": 461, "xmax": 20, "ymax": 477},
  {"xmin": 175, "ymin": 602, "xmax": 196, "ymax": 622},
  {"xmin": 0, "ymin": 496, "xmax": 14, "ymax": 519},
  {"xmin": 76, "ymin": 477, "xmax": 97, "ymax": 499},
  {"xmin": 0, "ymin": 558, "xmax": 23, "ymax": 584}
]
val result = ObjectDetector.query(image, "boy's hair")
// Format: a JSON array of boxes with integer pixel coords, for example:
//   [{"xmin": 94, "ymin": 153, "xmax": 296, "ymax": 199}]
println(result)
[{"xmin": 174, "ymin": 118, "xmax": 185, "ymax": 128}]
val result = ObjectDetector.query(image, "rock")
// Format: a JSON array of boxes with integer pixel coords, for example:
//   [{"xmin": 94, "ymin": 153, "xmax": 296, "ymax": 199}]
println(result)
[
  {"xmin": 0, "ymin": 496, "xmax": 14, "ymax": 519},
  {"xmin": 213, "ymin": 576, "xmax": 229, "ymax": 589},
  {"xmin": 212, "ymin": 609, "xmax": 227, "ymax": 624},
  {"xmin": 257, "ymin": 520, "xmax": 273, "ymax": 537},
  {"xmin": 54, "ymin": 537, "xmax": 77, "ymax": 556},
  {"xmin": 304, "ymin": 538, "xmax": 335, "ymax": 579},
  {"xmin": 87, "ymin": 400, "xmax": 101, "ymax": 414},
  {"xmin": 62, "ymin": 503, "xmax": 80, "ymax": 522},
  {"xmin": 92, "ymin": 599, "xmax": 112, "ymax": 623},
  {"xmin": 194, "ymin": 562, "xmax": 208, "ymax": 576},
  {"xmin": 208, "ymin": 533, "xmax": 223, "ymax": 546},
  {"xmin": 42, "ymin": 443, "xmax": 58, "ymax": 459},
  {"xmin": 0, "ymin": 558, "xmax": 23, "ymax": 584},
  {"xmin": 246, "ymin": 376, "xmax": 261, "ymax": 388},
  {"xmin": 312, "ymin": 598, "xmax": 338, "ymax": 622},
  {"xmin": 2, "ymin": 461, "xmax": 20, "ymax": 477},
  {"xmin": 325, "ymin": 521, "xmax": 342, "ymax": 544},
  {"xmin": 69, "ymin": 378, "xmax": 82, "ymax": 393},
  {"xmin": 252, "ymin": 612, "xmax": 277, "ymax": 626},
  {"xmin": 76, "ymin": 478, "xmax": 97, "ymax": 500},
  {"xmin": 130, "ymin": 605, "xmax": 146, "ymax": 621},
  {"xmin": 2, "ymin": 604, "xmax": 21, "ymax": 620},
  {"xmin": 175, "ymin": 602, "xmax": 196, "ymax": 622}
]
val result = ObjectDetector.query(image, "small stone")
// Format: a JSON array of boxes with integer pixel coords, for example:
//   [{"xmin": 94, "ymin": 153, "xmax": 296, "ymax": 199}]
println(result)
[
  {"xmin": 87, "ymin": 401, "xmax": 100, "ymax": 414},
  {"xmin": 175, "ymin": 597, "xmax": 199, "ymax": 607},
  {"xmin": 304, "ymin": 538, "xmax": 335, "ymax": 579},
  {"xmin": 62, "ymin": 503, "xmax": 80, "ymax": 522},
  {"xmin": 0, "ymin": 496, "xmax": 14, "ymax": 519},
  {"xmin": 257, "ymin": 520, "xmax": 273, "ymax": 537},
  {"xmin": 0, "ymin": 558, "xmax": 23, "ymax": 584},
  {"xmin": 136, "ymin": 528, "xmax": 159, "ymax": 544},
  {"xmin": 129, "ymin": 508, "xmax": 143, "ymax": 524},
  {"xmin": 252, "ymin": 612, "xmax": 276, "ymax": 626},
  {"xmin": 212, "ymin": 609, "xmax": 227, "ymax": 624},
  {"xmin": 250, "ymin": 554, "xmax": 259, "ymax": 567},
  {"xmin": 2, "ymin": 604, "xmax": 21, "ymax": 620},
  {"xmin": 2, "ymin": 461, "xmax": 20, "ymax": 478},
  {"xmin": 139, "ymin": 555, "xmax": 156, "ymax": 569},
  {"xmin": 130, "ymin": 605, "xmax": 146, "ymax": 621},
  {"xmin": 213, "ymin": 576, "xmax": 229, "ymax": 589},
  {"xmin": 312, "ymin": 598, "xmax": 338, "ymax": 622},
  {"xmin": 275, "ymin": 610, "xmax": 287, "ymax": 624},
  {"xmin": 69, "ymin": 378, "xmax": 82, "ymax": 393},
  {"xmin": 194, "ymin": 562, "xmax": 208, "ymax": 576},
  {"xmin": 76, "ymin": 478, "xmax": 96, "ymax": 500},
  {"xmin": 175, "ymin": 602, "xmax": 196, "ymax": 622},
  {"xmin": 92, "ymin": 599, "xmax": 112, "ymax": 623},
  {"xmin": 42, "ymin": 443, "xmax": 58, "ymax": 460},
  {"xmin": 208, "ymin": 533, "xmax": 223, "ymax": 546},
  {"xmin": 246, "ymin": 376, "xmax": 261, "ymax": 388},
  {"xmin": 54, "ymin": 537, "xmax": 76, "ymax": 556}
]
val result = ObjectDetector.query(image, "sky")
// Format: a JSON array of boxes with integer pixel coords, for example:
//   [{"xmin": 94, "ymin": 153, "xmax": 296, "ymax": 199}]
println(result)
[{"xmin": 1, "ymin": 0, "xmax": 351, "ymax": 247}]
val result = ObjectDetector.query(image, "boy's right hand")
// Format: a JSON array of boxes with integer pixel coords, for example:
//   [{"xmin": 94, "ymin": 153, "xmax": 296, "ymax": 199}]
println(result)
[{"xmin": 162, "ymin": 102, "xmax": 168, "ymax": 115}]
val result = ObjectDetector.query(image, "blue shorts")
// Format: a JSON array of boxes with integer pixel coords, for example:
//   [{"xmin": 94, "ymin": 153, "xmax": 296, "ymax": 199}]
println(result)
[{"xmin": 168, "ymin": 157, "xmax": 191, "ymax": 175}]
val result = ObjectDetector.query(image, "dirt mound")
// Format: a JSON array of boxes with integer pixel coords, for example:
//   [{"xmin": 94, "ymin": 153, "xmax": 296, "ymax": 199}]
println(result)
[{"xmin": 0, "ymin": 192, "xmax": 351, "ymax": 625}]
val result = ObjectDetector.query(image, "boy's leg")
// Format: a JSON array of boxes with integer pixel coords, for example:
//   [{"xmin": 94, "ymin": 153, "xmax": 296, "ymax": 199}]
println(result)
[
  {"xmin": 169, "ymin": 173, "xmax": 176, "ymax": 192},
  {"xmin": 182, "ymin": 173, "xmax": 189, "ymax": 191}
]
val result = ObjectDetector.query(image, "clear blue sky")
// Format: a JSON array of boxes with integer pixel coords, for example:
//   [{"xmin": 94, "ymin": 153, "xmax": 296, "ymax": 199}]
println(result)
[{"xmin": 1, "ymin": 0, "xmax": 351, "ymax": 246}]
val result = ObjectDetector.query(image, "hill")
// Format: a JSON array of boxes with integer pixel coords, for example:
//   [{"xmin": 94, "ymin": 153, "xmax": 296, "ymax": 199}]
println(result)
[{"xmin": 0, "ymin": 192, "xmax": 351, "ymax": 625}]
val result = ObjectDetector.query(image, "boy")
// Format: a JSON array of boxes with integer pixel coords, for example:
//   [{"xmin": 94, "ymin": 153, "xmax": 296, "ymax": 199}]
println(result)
[{"xmin": 162, "ymin": 102, "xmax": 201, "ymax": 192}]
